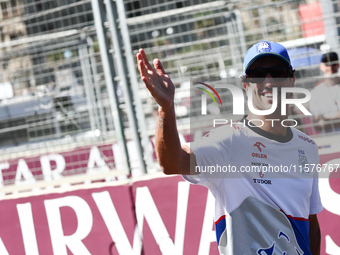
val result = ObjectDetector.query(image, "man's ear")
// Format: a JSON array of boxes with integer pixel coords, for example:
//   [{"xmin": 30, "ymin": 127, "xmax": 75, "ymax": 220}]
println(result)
[
  {"xmin": 320, "ymin": 63, "xmax": 326, "ymax": 73},
  {"xmin": 242, "ymin": 82, "xmax": 249, "ymax": 91},
  {"xmin": 290, "ymin": 76, "xmax": 295, "ymax": 87}
]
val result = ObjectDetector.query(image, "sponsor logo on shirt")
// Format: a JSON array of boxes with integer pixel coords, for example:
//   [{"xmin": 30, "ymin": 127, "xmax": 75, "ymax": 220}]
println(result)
[
  {"xmin": 251, "ymin": 162, "xmax": 268, "ymax": 178},
  {"xmin": 254, "ymin": 142, "xmax": 266, "ymax": 152},
  {"xmin": 251, "ymin": 162, "xmax": 269, "ymax": 166},
  {"xmin": 297, "ymin": 134, "xmax": 315, "ymax": 145},
  {"xmin": 257, "ymin": 230, "xmax": 303, "ymax": 255},
  {"xmin": 252, "ymin": 142, "xmax": 267, "ymax": 158},
  {"xmin": 253, "ymin": 178, "xmax": 271, "ymax": 185},
  {"xmin": 252, "ymin": 152, "xmax": 267, "ymax": 159},
  {"xmin": 298, "ymin": 149, "xmax": 310, "ymax": 174}
]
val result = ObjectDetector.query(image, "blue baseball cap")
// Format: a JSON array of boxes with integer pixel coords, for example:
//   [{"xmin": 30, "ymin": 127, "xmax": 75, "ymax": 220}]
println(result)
[{"xmin": 243, "ymin": 41, "xmax": 292, "ymax": 74}]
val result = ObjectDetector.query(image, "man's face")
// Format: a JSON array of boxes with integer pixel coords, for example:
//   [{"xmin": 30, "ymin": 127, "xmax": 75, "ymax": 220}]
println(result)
[
  {"xmin": 320, "ymin": 62, "xmax": 339, "ymax": 76},
  {"xmin": 243, "ymin": 55, "xmax": 295, "ymax": 111}
]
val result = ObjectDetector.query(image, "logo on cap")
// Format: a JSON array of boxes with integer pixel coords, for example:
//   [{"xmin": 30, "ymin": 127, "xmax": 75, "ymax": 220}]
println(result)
[{"xmin": 257, "ymin": 41, "xmax": 271, "ymax": 53}]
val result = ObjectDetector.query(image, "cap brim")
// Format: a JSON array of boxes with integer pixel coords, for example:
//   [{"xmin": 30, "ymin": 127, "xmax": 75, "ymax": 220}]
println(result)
[{"xmin": 244, "ymin": 52, "xmax": 291, "ymax": 74}]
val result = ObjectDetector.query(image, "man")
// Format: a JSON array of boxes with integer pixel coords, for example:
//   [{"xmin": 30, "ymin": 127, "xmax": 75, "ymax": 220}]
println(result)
[
  {"xmin": 310, "ymin": 51, "xmax": 340, "ymax": 132},
  {"xmin": 137, "ymin": 41, "xmax": 322, "ymax": 255}
]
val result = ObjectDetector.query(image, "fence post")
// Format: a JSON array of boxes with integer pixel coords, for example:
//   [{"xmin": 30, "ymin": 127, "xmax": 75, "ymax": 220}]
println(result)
[{"xmin": 91, "ymin": 0, "xmax": 130, "ymax": 174}]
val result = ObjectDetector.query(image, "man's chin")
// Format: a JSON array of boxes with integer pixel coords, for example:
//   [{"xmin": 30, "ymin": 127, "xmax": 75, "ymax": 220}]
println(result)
[
  {"xmin": 260, "ymin": 102, "xmax": 281, "ymax": 112},
  {"xmin": 262, "ymin": 100, "xmax": 275, "ymax": 109}
]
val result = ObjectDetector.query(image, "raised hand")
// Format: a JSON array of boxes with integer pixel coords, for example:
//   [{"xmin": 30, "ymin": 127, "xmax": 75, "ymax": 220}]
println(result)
[{"xmin": 137, "ymin": 49, "xmax": 175, "ymax": 111}]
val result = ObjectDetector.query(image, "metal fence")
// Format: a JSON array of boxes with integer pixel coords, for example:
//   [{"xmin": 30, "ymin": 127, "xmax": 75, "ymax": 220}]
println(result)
[
  {"xmin": 0, "ymin": 1, "xmax": 105, "ymax": 144},
  {"xmin": 0, "ymin": 0, "xmax": 340, "ymax": 193},
  {"xmin": 128, "ymin": 0, "xmax": 340, "ymax": 136}
]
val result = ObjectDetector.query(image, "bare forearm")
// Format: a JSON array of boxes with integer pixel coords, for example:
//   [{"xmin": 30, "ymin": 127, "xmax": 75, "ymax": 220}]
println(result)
[
  {"xmin": 156, "ymin": 106, "xmax": 191, "ymax": 175},
  {"xmin": 309, "ymin": 214, "xmax": 321, "ymax": 255},
  {"xmin": 136, "ymin": 48, "xmax": 194, "ymax": 174},
  {"xmin": 310, "ymin": 230, "xmax": 321, "ymax": 255}
]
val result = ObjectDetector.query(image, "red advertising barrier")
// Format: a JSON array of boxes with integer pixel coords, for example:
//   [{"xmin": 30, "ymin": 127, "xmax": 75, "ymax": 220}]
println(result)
[
  {"xmin": 319, "ymin": 152, "xmax": 340, "ymax": 255},
  {"xmin": 0, "ymin": 144, "xmax": 116, "ymax": 186},
  {"xmin": 0, "ymin": 134, "xmax": 193, "ymax": 188},
  {"xmin": 0, "ymin": 184, "xmax": 137, "ymax": 255},
  {"xmin": 0, "ymin": 150, "xmax": 339, "ymax": 255},
  {"xmin": 0, "ymin": 137, "xmax": 164, "ymax": 188},
  {"xmin": 132, "ymin": 176, "xmax": 219, "ymax": 255}
]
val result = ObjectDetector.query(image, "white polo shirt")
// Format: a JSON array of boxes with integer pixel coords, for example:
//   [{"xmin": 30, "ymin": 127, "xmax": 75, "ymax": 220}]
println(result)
[{"xmin": 183, "ymin": 120, "xmax": 323, "ymax": 255}]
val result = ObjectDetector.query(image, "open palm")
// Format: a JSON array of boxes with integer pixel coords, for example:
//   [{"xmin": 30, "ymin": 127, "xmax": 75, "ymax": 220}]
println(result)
[{"xmin": 137, "ymin": 49, "xmax": 175, "ymax": 111}]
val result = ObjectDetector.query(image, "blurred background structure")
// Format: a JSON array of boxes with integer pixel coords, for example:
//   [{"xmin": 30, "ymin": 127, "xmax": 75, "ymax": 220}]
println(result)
[{"xmin": 0, "ymin": 0, "xmax": 340, "ymax": 194}]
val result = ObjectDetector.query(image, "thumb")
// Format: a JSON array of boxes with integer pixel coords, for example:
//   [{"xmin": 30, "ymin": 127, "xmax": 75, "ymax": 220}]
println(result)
[{"xmin": 153, "ymin": 58, "xmax": 167, "ymax": 75}]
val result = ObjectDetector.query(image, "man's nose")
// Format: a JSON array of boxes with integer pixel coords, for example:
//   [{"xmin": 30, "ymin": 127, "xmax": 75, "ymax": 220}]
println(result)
[{"xmin": 263, "ymin": 73, "xmax": 274, "ymax": 87}]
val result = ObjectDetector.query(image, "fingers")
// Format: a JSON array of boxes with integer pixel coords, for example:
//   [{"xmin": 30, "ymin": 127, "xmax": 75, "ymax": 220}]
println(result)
[
  {"xmin": 136, "ymin": 49, "xmax": 167, "ymax": 97},
  {"xmin": 137, "ymin": 48, "xmax": 167, "ymax": 77},
  {"xmin": 137, "ymin": 50, "xmax": 155, "ymax": 93},
  {"xmin": 137, "ymin": 52, "xmax": 151, "ymax": 78},
  {"xmin": 137, "ymin": 58, "xmax": 148, "ymax": 78},
  {"xmin": 153, "ymin": 58, "xmax": 167, "ymax": 76},
  {"xmin": 138, "ymin": 59, "xmax": 153, "ymax": 91},
  {"xmin": 138, "ymin": 49, "xmax": 153, "ymax": 71},
  {"xmin": 136, "ymin": 52, "xmax": 144, "ymax": 75}
]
